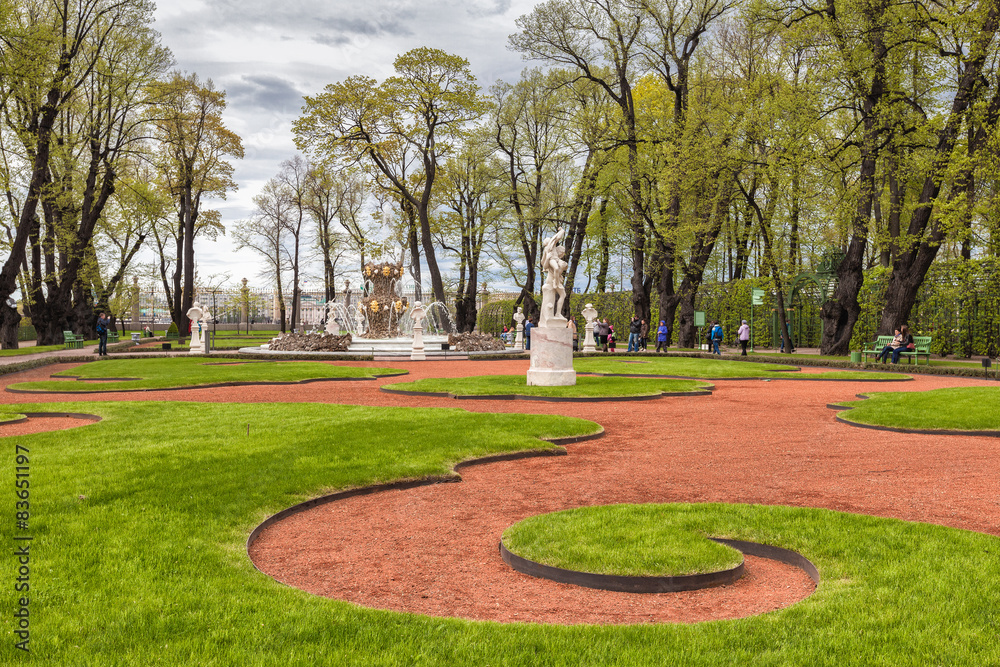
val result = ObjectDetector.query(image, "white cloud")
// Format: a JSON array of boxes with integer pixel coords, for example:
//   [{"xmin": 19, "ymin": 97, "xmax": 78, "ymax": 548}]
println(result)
[{"xmin": 152, "ymin": 0, "xmax": 539, "ymax": 291}]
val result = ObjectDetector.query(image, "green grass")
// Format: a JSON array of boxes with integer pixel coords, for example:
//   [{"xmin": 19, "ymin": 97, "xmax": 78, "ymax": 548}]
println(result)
[
  {"xmin": 574, "ymin": 357, "xmax": 908, "ymax": 380},
  {"xmin": 835, "ymin": 386, "xmax": 1000, "ymax": 431},
  {"xmin": 8, "ymin": 357, "xmax": 405, "ymax": 392},
  {"xmin": 0, "ymin": 412, "xmax": 25, "ymax": 422},
  {"xmin": 0, "ymin": 340, "xmax": 99, "ymax": 356},
  {"xmin": 383, "ymin": 374, "xmax": 711, "ymax": 398},
  {"xmin": 0, "ymin": 401, "xmax": 599, "ymax": 664},
  {"xmin": 575, "ymin": 357, "xmax": 797, "ymax": 377},
  {"xmin": 502, "ymin": 505, "xmax": 743, "ymax": 576},
  {"xmin": 794, "ymin": 371, "xmax": 908, "ymax": 380},
  {"xmin": 0, "ymin": 407, "xmax": 997, "ymax": 667}
]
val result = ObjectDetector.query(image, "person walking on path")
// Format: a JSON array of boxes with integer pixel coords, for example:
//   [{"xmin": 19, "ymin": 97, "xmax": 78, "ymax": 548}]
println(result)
[
  {"xmin": 655, "ymin": 321, "xmax": 669, "ymax": 353},
  {"xmin": 640, "ymin": 319, "xmax": 649, "ymax": 351},
  {"xmin": 568, "ymin": 317, "xmax": 578, "ymax": 351},
  {"xmin": 627, "ymin": 316, "xmax": 642, "ymax": 352},
  {"xmin": 710, "ymin": 321, "xmax": 723, "ymax": 355},
  {"xmin": 525, "ymin": 318, "xmax": 534, "ymax": 350},
  {"xmin": 96, "ymin": 312, "xmax": 110, "ymax": 356},
  {"xmin": 737, "ymin": 320, "xmax": 751, "ymax": 356},
  {"xmin": 594, "ymin": 318, "xmax": 609, "ymax": 352}
]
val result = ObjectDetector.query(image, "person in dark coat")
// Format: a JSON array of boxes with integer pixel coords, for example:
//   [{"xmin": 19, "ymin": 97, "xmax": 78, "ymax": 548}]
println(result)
[
  {"xmin": 96, "ymin": 312, "xmax": 110, "ymax": 356},
  {"xmin": 627, "ymin": 316, "xmax": 642, "ymax": 352}
]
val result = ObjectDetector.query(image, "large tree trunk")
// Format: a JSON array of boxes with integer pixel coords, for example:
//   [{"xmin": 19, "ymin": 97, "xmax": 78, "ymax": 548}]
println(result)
[
  {"xmin": 820, "ymin": 235, "xmax": 866, "ymax": 355},
  {"xmin": 0, "ymin": 304, "xmax": 22, "ymax": 350}
]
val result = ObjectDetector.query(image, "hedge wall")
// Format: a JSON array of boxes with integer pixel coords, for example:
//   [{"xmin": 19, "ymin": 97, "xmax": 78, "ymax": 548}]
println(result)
[{"xmin": 477, "ymin": 259, "xmax": 1000, "ymax": 356}]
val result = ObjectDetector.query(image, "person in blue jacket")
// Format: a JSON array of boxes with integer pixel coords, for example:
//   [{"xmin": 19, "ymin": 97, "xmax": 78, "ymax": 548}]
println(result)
[
  {"xmin": 655, "ymin": 321, "xmax": 669, "ymax": 353},
  {"xmin": 710, "ymin": 321, "xmax": 723, "ymax": 355}
]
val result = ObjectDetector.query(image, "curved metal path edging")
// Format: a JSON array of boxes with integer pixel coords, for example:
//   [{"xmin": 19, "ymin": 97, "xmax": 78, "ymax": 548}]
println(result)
[
  {"xmin": 499, "ymin": 536, "xmax": 819, "ymax": 594},
  {"xmin": 378, "ymin": 386, "xmax": 714, "ymax": 402},
  {"xmin": 244, "ymin": 427, "xmax": 606, "ymax": 573},
  {"xmin": 0, "ymin": 411, "xmax": 103, "ymax": 427},
  {"xmin": 829, "ymin": 395, "xmax": 1000, "ymax": 437},
  {"xmin": 5, "ymin": 371, "xmax": 410, "ymax": 394}
]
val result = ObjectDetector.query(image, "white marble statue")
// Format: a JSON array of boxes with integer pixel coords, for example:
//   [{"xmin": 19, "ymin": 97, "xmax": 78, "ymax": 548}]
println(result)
[
  {"xmin": 581, "ymin": 303, "xmax": 598, "ymax": 353},
  {"xmin": 354, "ymin": 302, "xmax": 366, "ymax": 335},
  {"xmin": 410, "ymin": 301, "xmax": 426, "ymax": 361},
  {"xmin": 186, "ymin": 302, "xmax": 204, "ymax": 354},
  {"xmin": 513, "ymin": 307, "xmax": 525, "ymax": 351},
  {"xmin": 538, "ymin": 227, "xmax": 569, "ymax": 328},
  {"xmin": 200, "ymin": 309, "xmax": 214, "ymax": 354}
]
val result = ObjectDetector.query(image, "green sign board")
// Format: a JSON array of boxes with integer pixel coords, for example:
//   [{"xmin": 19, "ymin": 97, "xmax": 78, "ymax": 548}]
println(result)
[
  {"xmin": 752, "ymin": 288, "xmax": 765, "ymax": 306},
  {"xmin": 694, "ymin": 311, "xmax": 706, "ymax": 327}
]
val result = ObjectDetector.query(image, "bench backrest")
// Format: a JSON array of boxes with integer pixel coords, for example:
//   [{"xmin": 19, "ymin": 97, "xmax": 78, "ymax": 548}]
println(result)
[
  {"xmin": 63, "ymin": 331, "xmax": 76, "ymax": 339},
  {"xmin": 873, "ymin": 335, "xmax": 895, "ymax": 347},
  {"xmin": 912, "ymin": 336, "xmax": 932, "ymax": 353}
]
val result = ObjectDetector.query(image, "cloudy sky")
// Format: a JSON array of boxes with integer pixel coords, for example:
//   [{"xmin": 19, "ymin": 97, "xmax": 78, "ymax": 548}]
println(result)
[{"xmin": 152, "ymin": 0, "xmax": 541, "ymax": 291}]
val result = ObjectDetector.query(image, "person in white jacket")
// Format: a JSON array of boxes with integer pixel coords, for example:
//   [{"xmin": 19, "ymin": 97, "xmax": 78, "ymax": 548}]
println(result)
[{"xmin": 737, "ymin": 320, "xmax": 751, "ymax": 356}]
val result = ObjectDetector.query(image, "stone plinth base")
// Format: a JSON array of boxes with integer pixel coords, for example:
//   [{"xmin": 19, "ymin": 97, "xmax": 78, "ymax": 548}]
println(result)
[{"xmin": 527, "ymin": 326, "xmax": 576, "ymax": 386}]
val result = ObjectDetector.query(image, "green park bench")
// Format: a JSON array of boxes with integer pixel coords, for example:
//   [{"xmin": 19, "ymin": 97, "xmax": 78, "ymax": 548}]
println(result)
[
  {"xmin": 107, "ymin": 331, "xmax": 119, "ymax": 344},
  {"xmin": 165, "ymin": 329, "xmax": 179, "ymax": 341},
  {"xmin": 862, "ymin": 335, "xmax": 932, "ymax": 365},
  {"xmin": 63, "ymin": 331, "xmax": 84, "ymax": 350}
]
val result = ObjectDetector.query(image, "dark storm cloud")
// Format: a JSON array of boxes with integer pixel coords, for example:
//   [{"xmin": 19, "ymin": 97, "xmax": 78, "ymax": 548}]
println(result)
[{"xmin": 225, "ymin": 74, "xmax": 304, "ymax": 113}]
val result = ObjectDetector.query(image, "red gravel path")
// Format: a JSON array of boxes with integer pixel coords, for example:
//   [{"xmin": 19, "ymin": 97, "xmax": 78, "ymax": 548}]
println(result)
[{"xmin": 3, "ymin": 358, "xmax": 998, "ymax": 624}]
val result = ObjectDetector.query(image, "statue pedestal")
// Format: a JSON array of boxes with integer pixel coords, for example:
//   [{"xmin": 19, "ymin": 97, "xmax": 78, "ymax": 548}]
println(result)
[
  {"xmin": 411, "ymin": 324, "xmax": 426, "ymax": 361},
  {"xmin": 526, "ymin": 326, "xmax": 576, "ymax": 386}
]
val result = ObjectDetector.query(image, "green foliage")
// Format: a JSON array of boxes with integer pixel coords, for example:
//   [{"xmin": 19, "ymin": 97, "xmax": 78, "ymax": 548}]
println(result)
[
  {"xmin": 166, "ymin": 321, "xmax": 178, "ymax": 337},
  {"xmin": 478, "ymin": 300, "xmax": 517, "ymax": 333},
  {"xmin": 696, "ymin": 277, "xmax": 775, "ymax": 348},
  {"xmin": 849, "ymin": 266, "xmax": 891, "ymax": 352},
  {"xmin": 687, "ymin": 259, "xmax": 1000, "ymax": 356},
  {"xmin": 911, "ymin": 259, "xmax": 1000, "ymax": 358},
  {"xmin": 567, "ymin": 292, "xmax": 649, "ymax": 338}
]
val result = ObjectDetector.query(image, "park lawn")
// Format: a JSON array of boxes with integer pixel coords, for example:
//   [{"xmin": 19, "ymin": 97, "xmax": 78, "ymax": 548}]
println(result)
[
  {"xmin": 8, "ymin": 357, "xmax": 405, "ymax": 392},
  {"xmin": 793, "ymin": 371, "xmax": 909, "ymax": 380},
  {"xmin": 0, "ymin": 340, "xmax": 99, "ymax": 357},
  {"xmin": 383, "ymin": 374, "xmax": 710, "ymax": 398},
  {"xmin": 209, "ymin": 338, "xmax": 275, "ymax": 350},
  {"xmin": 575, "ymin": 356, "xmax": 797, "ymax": 377},
  {"xmin": 0, "ymin": 400, "xmax": 997, "ymax": 667},
  {"xmin": 834, "ymin": 386, "xmax": 1000, "ymax": 431},
  {"xmin": 575, "ymin": 357, "xmax": 907, "ymax": 381},
  {"xmin": 0, "ymin": 401, "xmax": 599, "ymax": 664},
  {"xmin": 503, "ymin": 505, "xmax": 743, "ymax": 576}
]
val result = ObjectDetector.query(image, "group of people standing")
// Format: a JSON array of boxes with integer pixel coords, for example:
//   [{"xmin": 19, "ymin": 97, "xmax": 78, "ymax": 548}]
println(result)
[{"xmin": 504, "ymin": 313, "xmax": 766, "ymax": 356}]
